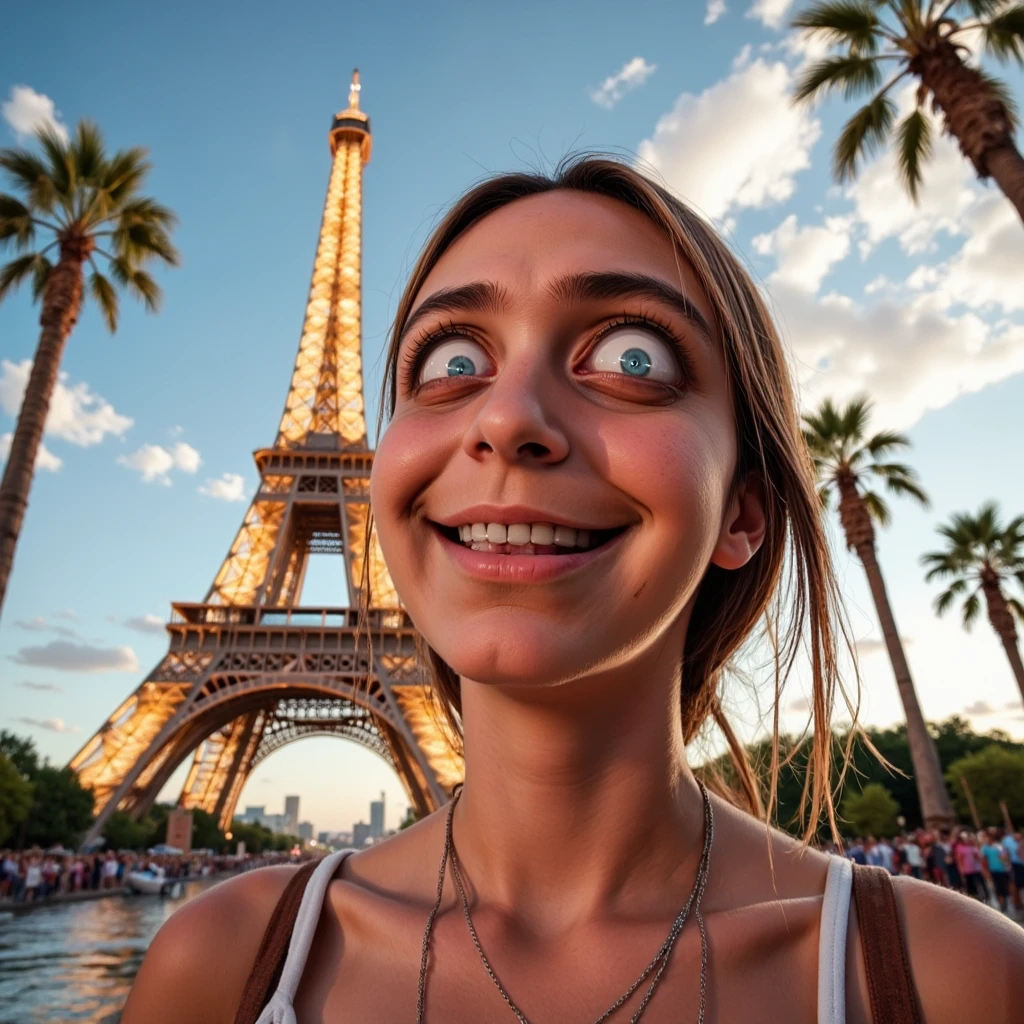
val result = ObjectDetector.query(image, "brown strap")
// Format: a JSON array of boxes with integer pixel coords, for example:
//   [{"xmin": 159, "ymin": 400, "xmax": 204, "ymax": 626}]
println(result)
[
  {"xmin": 852, "ymin": 865, "xmax": 923, "ymax": 1024},
  {"xmin": 233, "ymin": 859, "xmax": 321, "ymax": 1024}
]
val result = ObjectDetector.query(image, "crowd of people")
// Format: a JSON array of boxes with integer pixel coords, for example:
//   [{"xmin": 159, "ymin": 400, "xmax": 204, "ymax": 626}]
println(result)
[
  {"xmin": 0, "ymin": 847, "xmax": 238, "ymax": 904},
  {"xmin": 836, "ymin": 825, "xmax": 1024, "ymax": 916}
]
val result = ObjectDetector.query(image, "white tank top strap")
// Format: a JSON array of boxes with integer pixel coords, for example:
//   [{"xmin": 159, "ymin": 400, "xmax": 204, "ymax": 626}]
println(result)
[
  {"xmin": 255, "ymin": 849, "xmax": 356, "ymax": 1024},
  {"xmin": 817, "ymin": 855, "xmax": 853, "ymax": 1024}
]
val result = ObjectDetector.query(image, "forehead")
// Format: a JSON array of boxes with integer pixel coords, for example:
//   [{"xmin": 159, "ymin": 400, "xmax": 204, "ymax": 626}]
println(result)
[{"xmin": 414, "ymin": 190, "xmax": 714, "ymax": 324}]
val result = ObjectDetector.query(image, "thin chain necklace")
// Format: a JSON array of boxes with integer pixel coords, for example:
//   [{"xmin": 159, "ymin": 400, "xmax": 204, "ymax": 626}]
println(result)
[{"xmin": 415, "ymin": 780, "xmax": 714, "ymax": 1024}]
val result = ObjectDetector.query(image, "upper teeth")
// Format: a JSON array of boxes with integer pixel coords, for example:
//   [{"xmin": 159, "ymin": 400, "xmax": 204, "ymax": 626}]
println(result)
[{"xmin": 458, "ymin": 523, "xmax": 592, "ymax": 548}]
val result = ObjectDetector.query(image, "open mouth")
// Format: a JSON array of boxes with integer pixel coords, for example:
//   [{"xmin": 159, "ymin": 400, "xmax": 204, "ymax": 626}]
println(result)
[{"xmin": 431, "ymin": 521, "xmax": 630, "ymax": 556}]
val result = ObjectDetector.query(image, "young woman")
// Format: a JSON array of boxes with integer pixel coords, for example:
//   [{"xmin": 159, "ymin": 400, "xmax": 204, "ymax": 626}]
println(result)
[{"xmin": 122, "ymin": 157, "xmax": 1024, "ymax": 1024}]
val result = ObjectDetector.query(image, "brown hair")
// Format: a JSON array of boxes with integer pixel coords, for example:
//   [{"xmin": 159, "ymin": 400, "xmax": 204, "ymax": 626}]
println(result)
[{"xmin": 364, "ymin": 155, "xmax": 857, "ymax": 840}]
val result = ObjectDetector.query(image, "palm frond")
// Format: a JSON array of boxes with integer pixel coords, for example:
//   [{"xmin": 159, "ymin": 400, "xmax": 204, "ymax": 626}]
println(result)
[
  {"xmin": 934, "ymin": 578, "xmax": 968, "ymax": 617},
  {"xmin": 30, "ymin": 254, "xmax": 53, "ymax": 301},
  {"xmin": 834, "ymin": 92, "xmax": 898, "ymax": 182},
  {"xmin": 34, "ymin": 127, "xmax": 72, "ymax": 206},
  {"xmin": 108, "ymin": 256, "xmax": 162, "ymax": 313},
  {"xmin": 961, "ymin": 590, "xmax": 982, "ymax": 630},
  {"xmin": 882, "ymin": 474, "xmax": 929, "ymax": 506},
  {"xmin": 0, "ymin": 193, "xmax": 36, "ymax": 250},
  {"xmin": 921, "ymin": 550, "xmax": 963, "ymax": 582},
  {"xmin": 791, "ymin": 1, "xmax": 887, "ymax": 52},
  {"xmin": 894, "ymin": 108, "xmax": 933, "ymax": 200},
  {"xmin": 0, "ymin": 253, "xmax": 44, "ymax": 302},
  {"xmin": 794, "ymin": 54, "xmax": 885, "ymax": 104},
  {"xmin": 1007, "ymin": 596, "xmax": 1024, "ymax": 624},
  {"xmin": 99, "ymin": 148, "xmax": 149, "ymax": 206},
  {"xmin": 861, "ymin": 489, "xmax": 891, "ymax": 526},
  {"xmin": 955, "ymin": 0, "xmax": 1008, "ymax": 17},
  {"xmin": 89, "ymin": 269, "xmax": 119, "ymax": 333},
  {"xmin": 0, "ymin": 147, "xmax": 60, "ymax": 216},
  {"xmin": 864, "ymin": 428, "xmax": 908, "ymax": 456},
  {"xmin": 981, "ymin": 6, "xmax": 1024, "ymax": 66},
  {"xmin": 71, "ymin": 121, "xmax": 106, "ymax": 184},
  {"xmin": 111, "ymin": 221, "xmax": 180, "ymax": 267}
]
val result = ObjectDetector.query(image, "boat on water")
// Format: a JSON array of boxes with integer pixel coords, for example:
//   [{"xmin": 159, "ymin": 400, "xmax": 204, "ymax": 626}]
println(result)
[{"xmin": 125, "ymin": 867, "xmax": 183, "ymax": 899}]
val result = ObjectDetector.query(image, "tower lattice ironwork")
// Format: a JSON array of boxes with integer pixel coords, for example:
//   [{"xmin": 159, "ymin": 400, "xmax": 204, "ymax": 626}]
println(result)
[{"xmin": 72, "ymin": 74, "xmax": 463, "ymax": 848}]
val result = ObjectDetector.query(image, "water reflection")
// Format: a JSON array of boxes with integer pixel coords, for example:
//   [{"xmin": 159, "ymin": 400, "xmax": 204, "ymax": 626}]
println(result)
[{"xmin": 0, "ymin": 876, "xmax": 222, "ymax": 1024}]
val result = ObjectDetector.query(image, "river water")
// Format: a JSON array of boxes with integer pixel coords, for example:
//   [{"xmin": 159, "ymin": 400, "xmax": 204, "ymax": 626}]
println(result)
[{"xmin": 0, "ymin": 877, "xmax": 223, "ymax": 1024}]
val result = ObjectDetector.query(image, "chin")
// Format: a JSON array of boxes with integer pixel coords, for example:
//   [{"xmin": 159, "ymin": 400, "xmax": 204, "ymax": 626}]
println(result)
[{"xmin": 428, "ymin": 617, "xmax": 612, "ymax": 691}]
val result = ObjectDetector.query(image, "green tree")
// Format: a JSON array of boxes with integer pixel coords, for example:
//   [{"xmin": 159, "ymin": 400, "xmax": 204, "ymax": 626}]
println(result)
[
  {"xmin": 946, "ymin": 745, "xmax": 1024, "ymax": 824},
  {"xmin": 803, "ymin": 396, "xmax": 955, "ymax": 827},
  {"xmin": 0, "ymin": 122, "xmax": 179, "ymax": 621},
  {"xmin": 190, "ymin": 808, "xmax": 225, "ymax": 851},
  {"xmin": 0, "ymin": 752, "xmax": 33, "ymax": 845},
  {"xmin": 21, "ymin": 764, "xmax": 95, "ymax": 848},
  {"xmin": 0, "ymin": 728, "xmax": 40, "ymax": 777},
  {"xmin": 102, "ymin": 810, "xmax": 152, "ymax": 850},
  {"xmin": 790, "ymin": 1, "xmax": 1024, "ymax": 222},
  {"xmin": 842, "ymin": 781, "xmax": 902, "ymax": 836},
  {"xmin": 922, "ymin": 502, "xmax": 1024, "ymax": 705}
]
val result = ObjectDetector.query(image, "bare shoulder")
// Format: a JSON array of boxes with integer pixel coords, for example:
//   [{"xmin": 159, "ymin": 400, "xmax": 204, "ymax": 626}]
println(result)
[
  {"xmin": 893, "ymin": 875, "xmax": 1024, "ymax": 1023},
  {"xmin": 120, "ymin": 864, "xmax": 301, "ymax": 1024}
]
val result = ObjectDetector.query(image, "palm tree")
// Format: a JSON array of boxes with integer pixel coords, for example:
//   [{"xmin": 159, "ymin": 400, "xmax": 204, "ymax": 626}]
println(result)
[
  {"xmin": 804, "ymin": 396, "xmax": 956, "ymax": 827},
  {"xmin": 922, "ymin": 502, "xmax": 1024, "ymax": 704},
  {"xmin": 790, "ymin": 1, "xmax": 1024, "ymax": 223},
  {"xmin": 0, "ymin": 121, "xmax": 179, "ymax": 622}
]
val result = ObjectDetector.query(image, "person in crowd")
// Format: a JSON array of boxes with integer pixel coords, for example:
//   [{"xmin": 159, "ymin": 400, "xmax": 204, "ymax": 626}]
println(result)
[
  {"xmin": 981, "ymin": 828, "xmax": 1012, "ymax": 915},
  {"xmin": 954, "ymin": 830, "xmax": 989, "ymax": 902},
  {"xmin": 902, "ymin": 831, "xmax": 924, "ymax": 879},
  {"xmin": 1001, "ymin": 827, "xmax": 1024, "ymax": 913}
]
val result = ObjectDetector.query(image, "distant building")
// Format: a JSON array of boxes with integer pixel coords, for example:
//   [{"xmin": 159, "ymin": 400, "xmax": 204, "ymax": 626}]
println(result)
[
  {"xmin": 284, "ymin": 795, "xmax": 300, "ymax": 835},
  {"xmin": 317, "ymin": 831, "xmax": 331, "ymax": 845},
  {"xmin": 353, "ymin": 821, "xmax": 371, "ymax": 849},
  {"xmin": 298, "ymin": 821, "xmax": 313, "ymax": 840},
  {"xmin": 370, "ymin": 791, "xmax": 385, "ymax": 838},
  {"xmin": 241, "ymin": 806, "xmax": 265, "ymax": 824}
]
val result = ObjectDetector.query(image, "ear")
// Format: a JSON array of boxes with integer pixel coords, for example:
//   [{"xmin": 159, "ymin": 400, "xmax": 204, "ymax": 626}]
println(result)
[{"xmin": 710, "ymin": 472, "xmax": 766, "ymax": 571}]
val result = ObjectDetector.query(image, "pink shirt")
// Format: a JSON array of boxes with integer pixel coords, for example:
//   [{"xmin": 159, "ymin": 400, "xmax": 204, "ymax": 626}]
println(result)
[{"xmin": 955, "ymin": 842, "xmax": 982, "ymax": 875}]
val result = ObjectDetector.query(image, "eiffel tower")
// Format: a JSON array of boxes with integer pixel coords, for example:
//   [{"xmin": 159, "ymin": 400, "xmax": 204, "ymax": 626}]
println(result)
[{"xmin": 73, "ymin": 73, "xmax": 462, "ymax": 849}]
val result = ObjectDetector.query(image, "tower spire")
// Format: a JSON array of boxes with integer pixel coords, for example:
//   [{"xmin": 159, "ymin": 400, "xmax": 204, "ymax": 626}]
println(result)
[{"xmin": 276, "ymin": 71, "xmax": 372, "ymax": 450}]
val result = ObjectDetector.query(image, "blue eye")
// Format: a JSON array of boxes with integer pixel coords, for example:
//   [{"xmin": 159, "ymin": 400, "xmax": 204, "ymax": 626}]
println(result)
[
  {"xmin": 586, "ymin": 327, "xmax": 680, "ymax": 384},
  {"xmin": 418, "ymin": 339, "xmax": 493, "ymax": 384}
]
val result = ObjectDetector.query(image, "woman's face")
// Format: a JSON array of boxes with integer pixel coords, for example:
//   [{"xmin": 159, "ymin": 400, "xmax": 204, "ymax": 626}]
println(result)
[{"xmin": 372, "ymin": 190, "xmax": 763, "ymax": 690}]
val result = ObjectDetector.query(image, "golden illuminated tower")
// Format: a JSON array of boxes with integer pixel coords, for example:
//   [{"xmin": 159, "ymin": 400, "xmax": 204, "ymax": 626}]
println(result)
[{"xmin": 72, "ymin": 74, "xmax": 462, "ymax": 848}]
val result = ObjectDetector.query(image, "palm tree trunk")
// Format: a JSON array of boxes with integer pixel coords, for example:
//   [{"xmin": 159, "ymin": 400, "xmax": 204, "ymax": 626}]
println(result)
[
  {"xmin": 985, "ymin": 145, "xmax": 1024, "ymax": 226},
  {"xmin": 0, "ymin": 254, "xmax": 84, "ymax": 622},
  {"xmin": 914, "ymin": 40, "xmax": 1024, "ymax": 225},
  {"xmin": 982, "ymin": 579, "xmax": 1024, "ymax": 707},
  {"xmin": 838, "ymin": 481, "xmax": 956, "ymax": 827}
]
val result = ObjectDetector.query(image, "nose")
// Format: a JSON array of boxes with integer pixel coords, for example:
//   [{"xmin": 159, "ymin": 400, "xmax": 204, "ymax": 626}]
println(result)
[{"xmin": 461, "ymin": 360, "xmax": 570, "ymax": 465}]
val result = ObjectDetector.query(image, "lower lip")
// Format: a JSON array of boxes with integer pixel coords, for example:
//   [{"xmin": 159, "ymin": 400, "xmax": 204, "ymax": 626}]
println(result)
[{"xmin": 434, "ymin": 526, "xmax": 630, "ymax": 583}]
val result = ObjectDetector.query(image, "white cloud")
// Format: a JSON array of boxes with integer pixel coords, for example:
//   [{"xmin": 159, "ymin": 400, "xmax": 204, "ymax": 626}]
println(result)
[
  {"xmin": 590, "ymin": 57, "xmax": 657, "ymax": 110},
  {"xmin": 14, "ymin": 716, "xmax": 79, "ymax": 734},
  {"xmin": 774, "ymin": 281, "xmax": 1024, "ymax": 431},
  {"xmin": 55, "ymin": 608, "xmax": 79, "ymax": 622},
  {"xmin": 637, "ymin": 58, "xmax": 820, "ymax": 221},
  {"xmin": 124, "ymin": 613, "xmax": 166, "ymax": 634},
  {"xmin": 0, "ymin": 360, "xmax": 133, "ymax": 451},
  {"xmin": 752, "ymin": 213, "xmax": 852, "ymax": 292},
  {"xmin": 118, "ymin": 441, "xmax": 202, "ymax": 484},
  {"xmin": 14, "ymin": 616, "xmax": 49, "ymax": 632},
  {"xmin": 705, "ymin": 0, "xmax": 727, "ymax": 24},
  {"xmin": 0, "ymin": 432, "xmax": 62, "ymax": 472},
  {"xmin": 199, "ymin": 472, "xmax": 248, "ymax": 502},
  {"xmin": 10, "ymin": 640, "xmax": 139, "ymax": 672},
  {"xmin": 1, "ymin": 85, "xmax": 68, "ymax": 143},
  {"xmin": 16, "ymin": 681, "xmax": 62, "ymax": 692},
  {"xmin": 746, "ymin": 0, "xmax": 795, "ymax": 29},
  {"xmin": 905, "ymin": 192, "xmax": 1024, "ymax": 314}
]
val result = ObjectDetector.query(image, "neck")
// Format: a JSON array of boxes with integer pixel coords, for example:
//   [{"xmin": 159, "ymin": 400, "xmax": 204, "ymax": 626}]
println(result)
[{"xmin": 452, "ymin": 631, "xmax": 706, "ymax": 933}]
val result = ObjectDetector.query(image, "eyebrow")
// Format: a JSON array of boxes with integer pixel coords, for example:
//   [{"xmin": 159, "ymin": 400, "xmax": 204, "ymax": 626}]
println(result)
[{"xmin": 400, "ymin": 271, "xmax": 715, "ymax": 349}]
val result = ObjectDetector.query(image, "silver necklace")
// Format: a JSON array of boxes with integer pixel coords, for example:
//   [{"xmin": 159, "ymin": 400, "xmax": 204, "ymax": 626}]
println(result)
[{"xmin": 416, "ymin": 780, "xmax": 713, "ymax": 1024}]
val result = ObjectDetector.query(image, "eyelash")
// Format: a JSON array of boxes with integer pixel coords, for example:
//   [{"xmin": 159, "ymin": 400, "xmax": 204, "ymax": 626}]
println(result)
[{"xmin": 397, "ymin": 311, "xmax": 696, "ymax": 393}]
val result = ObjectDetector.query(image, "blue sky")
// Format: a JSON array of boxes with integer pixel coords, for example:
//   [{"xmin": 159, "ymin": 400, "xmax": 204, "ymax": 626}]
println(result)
[{"xmin": 2, "ymin": 0, "xmax": 1023, "ymax": 833}]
